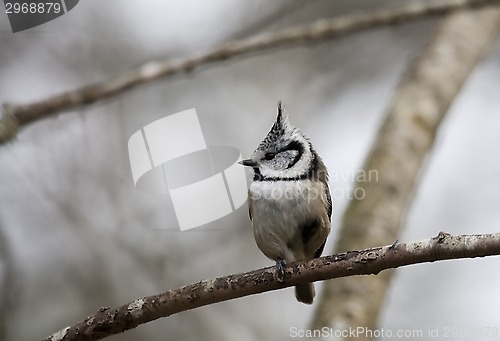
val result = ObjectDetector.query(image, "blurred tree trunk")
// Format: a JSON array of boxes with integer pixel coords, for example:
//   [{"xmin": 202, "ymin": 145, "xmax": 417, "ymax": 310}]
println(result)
[
  {"xmin": 0, "ymin": 224, "xmax": 13, "ymax": 341},
  {"xmin": 310, "ymin": 6, "xmax": 500, "ymax": 339}
]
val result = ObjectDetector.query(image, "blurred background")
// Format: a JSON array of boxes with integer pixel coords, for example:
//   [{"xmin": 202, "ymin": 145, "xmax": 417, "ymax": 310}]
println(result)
[{"xmin": 1, "ymin": 1, "xmax": 500, "ymax": 340}]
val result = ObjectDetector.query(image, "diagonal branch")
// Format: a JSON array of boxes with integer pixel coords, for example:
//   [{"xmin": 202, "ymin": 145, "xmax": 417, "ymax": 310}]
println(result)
[
  {"xmin": 1, "ymin": 0, "xmax": 499, "ymax": 144},
  {"xmin": 309, "ymin": 5, "xmax": 500, "ymax": 335},
  {"xmin": 42, "ymin": 232, "xmax": 500, "ymax": 341}
]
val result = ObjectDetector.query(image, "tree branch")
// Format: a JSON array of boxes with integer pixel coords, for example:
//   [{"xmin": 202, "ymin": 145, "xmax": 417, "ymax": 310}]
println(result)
[
  {"xmin": 309, "ymin": 5, "xmax": 500, "ymax": 335},
  {"xmin": 42, "ymin": 232, "xmax": 500, "ymax": 341},
  {"xmin": 1, "ymin": 0, "xmax": 499, "ymax": 144}
]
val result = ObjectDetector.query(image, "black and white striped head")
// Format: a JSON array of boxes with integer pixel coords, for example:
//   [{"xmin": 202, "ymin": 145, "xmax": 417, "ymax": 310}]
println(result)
[{"xmin": 240, "ymin": 102, "xmax": 314, "ymax": 180}]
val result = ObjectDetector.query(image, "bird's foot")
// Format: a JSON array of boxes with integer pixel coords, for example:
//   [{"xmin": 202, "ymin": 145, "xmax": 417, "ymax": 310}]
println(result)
[{"xmin": 276, "ymin": 258, "xmax": 286, "ymax": 282}]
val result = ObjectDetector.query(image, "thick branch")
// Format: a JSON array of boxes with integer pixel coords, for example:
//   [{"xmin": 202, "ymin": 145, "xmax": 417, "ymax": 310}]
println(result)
[
  {"xmin": 42, "ymin": 232, "xmax": 500, "ymax": 341},
  {"xmin": 1, "ymin": 0, "xmax": 499, "ymax": 143},
  {"xmin": 310, "ymin": 5, "xmax": 500, "ymax": 336}
]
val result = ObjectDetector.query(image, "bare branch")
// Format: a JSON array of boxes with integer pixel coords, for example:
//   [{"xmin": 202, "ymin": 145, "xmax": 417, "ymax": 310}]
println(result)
[
  {"xmin": 309, "ymin": 5, "xmax": 500, "ymax": 335},
  {"xmin": 1, "ymin": 0, "xmax": 499, "ymax": 144},
  {"xmin": 42, "ymin": 232, "xmax": 500, "ymax": 341}
]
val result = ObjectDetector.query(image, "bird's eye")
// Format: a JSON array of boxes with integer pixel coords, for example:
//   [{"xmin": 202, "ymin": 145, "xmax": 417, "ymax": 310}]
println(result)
[{"xmin": 264, "ymin": 152, "xmax": 276, "ymax": 160}]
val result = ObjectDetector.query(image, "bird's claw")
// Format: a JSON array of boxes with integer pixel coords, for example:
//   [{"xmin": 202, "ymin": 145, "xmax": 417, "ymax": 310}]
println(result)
[{"xmin": 276, "ymin": 258, "xmax": 286, "ymax": 282}]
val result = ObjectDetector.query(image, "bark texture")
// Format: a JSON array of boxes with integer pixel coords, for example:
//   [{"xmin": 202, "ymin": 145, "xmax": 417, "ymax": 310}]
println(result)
[
  {"xmin": 309, "ymin": 6, "xmax": 500, "ymax": 338},
  {"xmin": 43, "ymin": 232, "xmax": 500, "ymax": 341}
]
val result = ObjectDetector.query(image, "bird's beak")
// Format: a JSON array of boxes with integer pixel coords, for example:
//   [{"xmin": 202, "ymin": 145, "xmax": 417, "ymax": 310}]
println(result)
[{"xmin": 238, "ymin": 159, "xmax": 258, "ymax": 167}]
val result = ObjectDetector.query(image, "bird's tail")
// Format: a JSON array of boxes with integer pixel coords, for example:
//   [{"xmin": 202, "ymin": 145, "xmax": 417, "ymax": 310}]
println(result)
[{"xmin": 295, "ymin": 282, "xmax": 315, "ymax": 304}]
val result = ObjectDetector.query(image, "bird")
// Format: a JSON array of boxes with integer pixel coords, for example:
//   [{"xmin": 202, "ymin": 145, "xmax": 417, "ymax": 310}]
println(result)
[{"xmin": 239, "ymin": 101, "xmax": 332, "ymax": 304}]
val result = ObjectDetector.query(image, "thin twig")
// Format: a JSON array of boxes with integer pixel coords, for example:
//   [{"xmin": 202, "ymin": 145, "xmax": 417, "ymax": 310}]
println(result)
[
  {"xmin": 1, "ymin": 0, "xmax": 499, "ymax": 144},
  {"xmin": 42, "ymin": 232, "xmax": 500, "ymax": 341}
]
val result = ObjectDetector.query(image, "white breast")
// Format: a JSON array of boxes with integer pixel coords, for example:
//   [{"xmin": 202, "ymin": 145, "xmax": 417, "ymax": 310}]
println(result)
[{"xmin": 248, "ymin": 179, "xmax": 329, "ymax": 262}]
